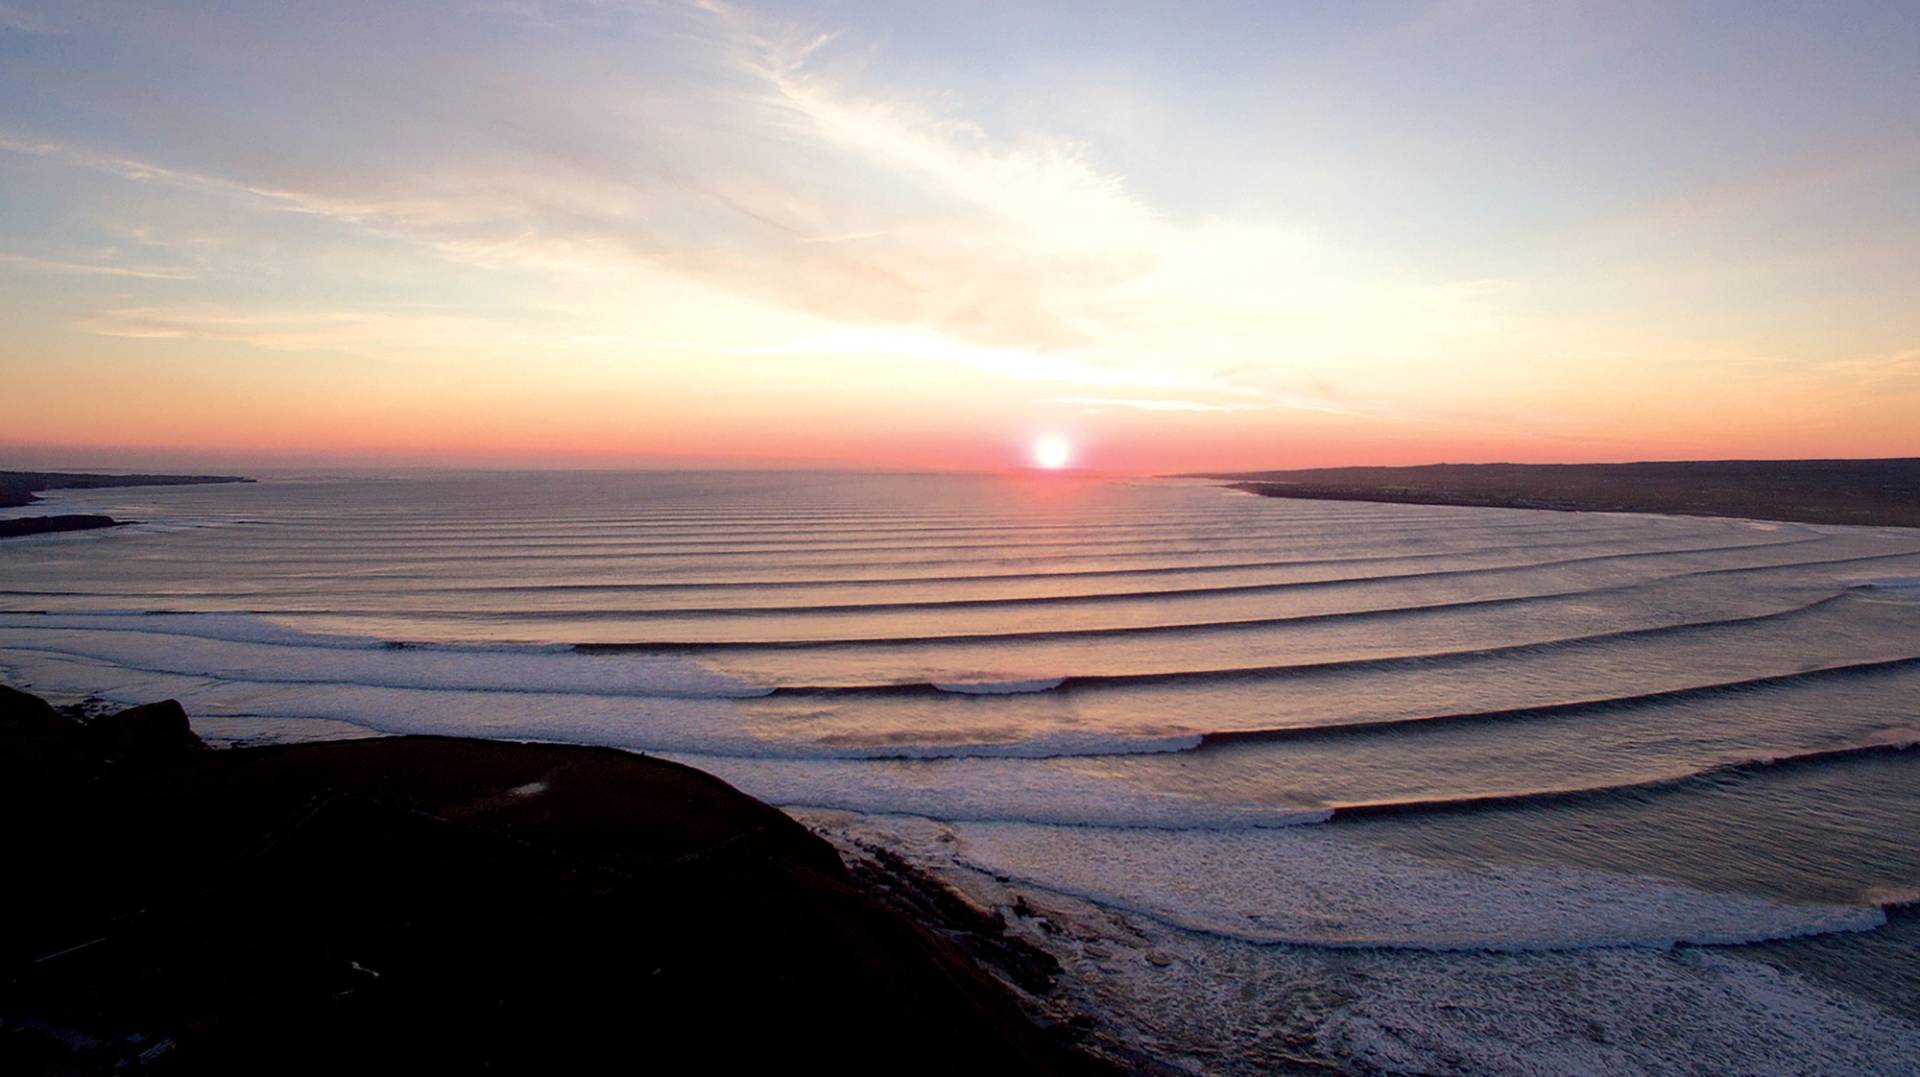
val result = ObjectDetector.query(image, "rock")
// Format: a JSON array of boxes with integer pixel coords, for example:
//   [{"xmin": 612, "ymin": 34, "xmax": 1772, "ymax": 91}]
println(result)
[
  {"xmin": 0, "ymin": 684, "xmax": 72, "ymax": 738},
  {"xmin": 0, "ymin": 515, "xmax": 126, "ymax": 539},
  {"xmin": 0, "ymin": 687, "xmax": 1117, "ymax": 1076},
  {"xmin": 87, "ymin": 699, "xmax": 205, "ymax": 757}
]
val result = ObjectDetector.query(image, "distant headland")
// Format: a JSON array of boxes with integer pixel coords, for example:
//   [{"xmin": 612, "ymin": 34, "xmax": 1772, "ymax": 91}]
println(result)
[
  {"xmin": 1193, "ymin": 458, "xmax": 1920, "ymax": 528},
  {"xmin": 0, "ymin": 471, "xmax": 253, "ymax": 538}
]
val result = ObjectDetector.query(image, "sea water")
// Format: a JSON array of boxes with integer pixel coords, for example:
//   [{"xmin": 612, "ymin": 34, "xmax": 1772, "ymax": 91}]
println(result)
[{"xmin": 3, "ymin": 470, "xmax": 1916, "ymax": 1071}]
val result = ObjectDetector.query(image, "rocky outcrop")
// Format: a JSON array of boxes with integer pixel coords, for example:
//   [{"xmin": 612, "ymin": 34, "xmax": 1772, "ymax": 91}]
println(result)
[
  {"xmin": 0, "ymin": 515, "xmax": 126, "ymax": 538},
  {"xmin": 85, "ymin": 699, "xmax": 205, "ymax": 758},
  {"xmin": 0, "ymin": 688, "xmax": 1113, "ymax": 1077}
]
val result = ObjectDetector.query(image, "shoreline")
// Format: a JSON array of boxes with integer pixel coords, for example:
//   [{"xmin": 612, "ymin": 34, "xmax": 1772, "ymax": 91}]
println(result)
[
  {"xmin": 0, "ymin": 471, "xmax": 252, "ymax": 542},
  {"xmin": 10, "ymin": 686, "xmax": 1920, "ymax": 1074}
]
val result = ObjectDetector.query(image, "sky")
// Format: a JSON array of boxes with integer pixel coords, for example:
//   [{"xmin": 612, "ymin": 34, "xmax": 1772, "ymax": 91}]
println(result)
[{"xmin": 1, "ymin": 1, "xmax": 1916, "ymax": 472}]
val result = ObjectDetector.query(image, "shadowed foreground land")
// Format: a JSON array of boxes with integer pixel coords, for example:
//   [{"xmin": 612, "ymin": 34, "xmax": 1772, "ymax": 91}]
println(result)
[
  {"xmin": 0, "ymin": 687, "xmax": 1110, "ymax": 1076},
  {"xmin": 1200, "ymin": 458, "xmax": 1920, "ymax": 528}
]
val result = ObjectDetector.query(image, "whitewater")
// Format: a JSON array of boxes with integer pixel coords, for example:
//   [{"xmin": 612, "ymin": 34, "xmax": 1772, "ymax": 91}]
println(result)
[{"xmin": 3, "ymin": 470, "xmax": 1917, "ymax": 1073}]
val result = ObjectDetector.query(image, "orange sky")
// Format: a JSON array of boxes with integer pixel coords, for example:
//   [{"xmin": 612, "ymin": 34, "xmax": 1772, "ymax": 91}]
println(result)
[{"xmin": 2, "ymin": 2, "xmax": 1916, "ymax": 472}]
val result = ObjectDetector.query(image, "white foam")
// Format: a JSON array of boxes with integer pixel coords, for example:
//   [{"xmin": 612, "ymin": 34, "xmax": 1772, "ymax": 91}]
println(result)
[
  {"xmin": 0, "ymin": 647, "xmax": 1203, "ymax": 762},
  {"xmin": 802, "ymin": 812, "xmax": 1920, "ymax": 1076},
  {"xmin": 1853, "ymin": 576, "xmax": 1920, "ymax": 602},
  {"xmin": 787, "ymin": 730, "xmax": 1204, "ymax": 760},
  {"xmin": 931, "ymin": 676, "xmax": 1067, "ymax": 694},
  {"xmin": 1, "ymin": 611, "xmax": 568, "ymax": 654},
  {"xmin": 1307, "ymin": 946, "xmax": 1920, "ymax": 1076},
  {"xmin": 0, "ymin": 615, "xmax": 765, "ymax": 699},
  {"xmin": 945, "ymin": 822, "xmax": 1886, "ymax": 951},
  {"xmin": 663, "ymin": 752, "xmax": 1325, "ymax": 829},
  {"xmin": 189, "ymin": 714, "xmax": 385, "ymax": 748}
]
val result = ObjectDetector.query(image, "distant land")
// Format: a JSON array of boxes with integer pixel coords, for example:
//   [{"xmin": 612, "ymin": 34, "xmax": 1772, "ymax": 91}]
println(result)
[
  {"xmin": 0, "ymin": 470, "xmax": 252, "ymax": 538},
  {"xmin": 0, "ymin": 515, "xmax": 126, "ymax": 539},
  {"xmin": 0, "ymin": 470, "xmax": 253, "ymax": 508},
  {"xmin": 1194, "ymin": 458, "xmax": 1920, "ymax": 528}
]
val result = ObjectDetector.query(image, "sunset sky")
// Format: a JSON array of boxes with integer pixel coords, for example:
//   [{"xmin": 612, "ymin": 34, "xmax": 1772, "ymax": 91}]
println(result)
[{"xmin": 2, "ymin": 1, "xmax": 1916, "ymax": 471}]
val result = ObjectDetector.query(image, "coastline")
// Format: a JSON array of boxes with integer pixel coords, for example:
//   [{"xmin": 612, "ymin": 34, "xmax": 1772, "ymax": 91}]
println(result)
[
  {"xmin": 1198, "ymin": 458, "xmax": 1920, "ymax": 528},
  {"xmin": 0, "ymin": 470, "xmax": 253, "ymax": 509},
  {"xmin": 0, "ymin": 471, "xmax": 252, "ymax": 541},
  {"xmin": 10, "ymin": 685, "xmax": 1920, "ymax": 1074},
  {"xmin": 5, "ymin": 469, "xmax": 1918, "ymax": 1074},
  {"xmin": 0, "ymin": 686, "xmax": 1117, "ymax": 1076}
]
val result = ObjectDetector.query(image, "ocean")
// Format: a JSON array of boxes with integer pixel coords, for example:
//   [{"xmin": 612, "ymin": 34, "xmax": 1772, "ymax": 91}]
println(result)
[{"xmin": 3, "ymin": 470, "xmax": 1918, "ymax": 1072}]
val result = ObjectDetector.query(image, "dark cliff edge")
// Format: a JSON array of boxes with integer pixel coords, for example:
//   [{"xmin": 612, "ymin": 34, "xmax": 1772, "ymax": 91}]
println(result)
[
  {"xmin": 1193, "ymin": 458, "xmax": 1920, "ymax": 528},
  {"xmin": 0, "ymin": 471, "xmax": 253, "ymax": 510},
  {"xmin": 0, "ymin": 686, "xmax": 1113, "ymax": 1076}
]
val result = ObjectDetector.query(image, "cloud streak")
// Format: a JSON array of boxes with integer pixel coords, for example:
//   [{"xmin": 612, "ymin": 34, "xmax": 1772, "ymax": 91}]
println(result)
[{"xmin": 1, "ymin": 0, "xmax": 1914, "ymax": 465}]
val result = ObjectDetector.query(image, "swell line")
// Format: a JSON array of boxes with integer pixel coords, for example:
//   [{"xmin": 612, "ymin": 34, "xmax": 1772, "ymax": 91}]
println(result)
[
  {"xmin": 211, "ymin": 509, "xmax": 1636, "ymax": 543},
  {"xmin": 0, "ymin": 533, "xmax": 1820, "ymax": 601},
  {"xmin": 258, "ymin": 536, "xmax": 1845, "ymax": 620},
  {"xmin": 1198, "ymin": 656, "xmax": 1920, "ymax": 746},
  {"xmin": 570, "ymin": 585, "xmax": 1660, "ymax": 651},
  {"xmin": 1327, "ymin": 739, "xmax": 1920, "ymax": 821},
  {"xmin": 1, "ymin": 595, "xmax": 1863, "ymax": 706},
  {"xmin": 0, "ymin": 584, "xmax": 1644, "ymax": 653},
  {"xmin": 760, "ymin": 593, "xmax": 1853, "ymax": 696},
  {"xmin": 168, "ymin": 520, "xmax": 1710, "ymax": 565},
  {"xmin": 1679, "ymin": 548, "xmax": 1920, "ymax": 578}
]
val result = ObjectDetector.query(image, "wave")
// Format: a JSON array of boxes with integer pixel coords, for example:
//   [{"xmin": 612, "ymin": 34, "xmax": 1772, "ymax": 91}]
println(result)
[
  {"xmin": 944, "ymin": 821, "xmax": 1890, "ymax": 952},
  {"xmin": 1685, "ymin": 548, "xmax": 1920, "ymax": 579},
  {"xmin": 8, "ymin": 591, "xmax": 1649, "ymax": 654},
  {"xmin": 760, "ymin": 593, "xmax": 1856, "ymax": 696},
  {"xmin": 176, "ymin": 510, "xmax": 1652, "ymax": 551},
  {"xmin": 0, "ymin": 647, "xmax": 1210, "ymax": 762},
  {"xmin": 0, "ymin": 533, "xmax": 1740, "ymax": 600},
  {"xmin": 16, "ymin": 580, "xmax": 1800, "ymax": 674},
  {"xmin": 0, "ymin": 593, "xmax": 1876, "ymax": 710},
  {"xmin": 569, "ymin": 586, "xmax": 1640, "ymax": 651},
  {"xmin": 1327, "ymin": 738, "xmax": 1920, "ymax": 821},
  {"xmin": 179, "ymin": 525, "xmax": 1837, "ymax": 569},
  {"xmin": 930, "ymin": 677, "xmax": 1068, "ymax": 695},
  {"xmin": 116, "ymin": 535, "xmax": 1841, "ymax": 621},
  {"xmin": 1852, "ymin": 577, "xmax": 1920, "ymax": 603},
  {"xmin": 1199, "ymin": 656, "xmax": 1920, "ymax": 746},
  {"xmin": 0, "ymin": 611, "xmax": 578, "ymax": 655}
]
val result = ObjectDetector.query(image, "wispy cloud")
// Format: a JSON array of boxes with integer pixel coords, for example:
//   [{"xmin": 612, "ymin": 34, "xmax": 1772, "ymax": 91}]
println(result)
[
  {"xmin": 3, "ymin": 0, "xmax": 1914, "ymax": 463},
  {"xmin": 1035, "ymin": 396, "xmax": 1256, "ymax": 413},
  {"xmin": 80, "ymin": 306, "xmax": 513, "ymax": 354},
  {"xmin": 0, "ymin": 250, "xmax": 196, "ymax": 280}
]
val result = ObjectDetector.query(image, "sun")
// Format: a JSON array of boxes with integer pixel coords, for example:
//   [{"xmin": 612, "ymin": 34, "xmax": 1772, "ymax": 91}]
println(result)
[{"xmin": 1032, "ymin": 434, "xmax": 1072, "ymax": 470}]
